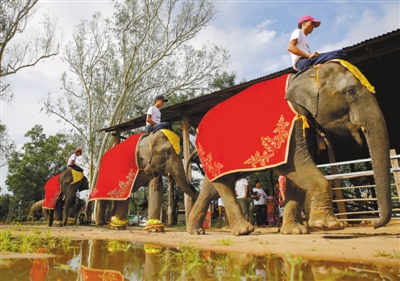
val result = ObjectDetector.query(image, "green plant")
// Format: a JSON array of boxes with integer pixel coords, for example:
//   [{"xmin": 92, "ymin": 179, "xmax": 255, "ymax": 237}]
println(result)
[
  {"xmin": 216, "ymin": 237, "xmax": 233, "ymax": 246},
  {"xmin": 374, "ymin": 249, "xmax": 400, "ymax": 259}
]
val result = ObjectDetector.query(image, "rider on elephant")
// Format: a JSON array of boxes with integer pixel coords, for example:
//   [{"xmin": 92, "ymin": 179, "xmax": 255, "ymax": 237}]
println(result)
[
  {"xmin": 146, "ymin": 95, "xmax": 171, "ymax": 133},
  {"xmin": 67, "ymin": 147, "xmax": 83, "ymax": 172},
  {"xmin": 287, "ymin": 15, "xmax": 347, "ymax": 71}
]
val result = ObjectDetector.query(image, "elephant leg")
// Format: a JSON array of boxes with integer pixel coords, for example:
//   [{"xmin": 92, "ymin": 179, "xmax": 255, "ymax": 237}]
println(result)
[
  {"xmin": 213, "ymin": 180, "xmax": 255, "ymax": 236},
  {"xmin": 63, "ymin": 192, "xmax": 77, "ymax": 226},
  {"xmin": 148, "ymin": 177, "xmax": 163, "ymax": 219},
  {"xmin": 109, "ymin": 200, "xmax": 129, "ymax": 230},
  {"xmin": 48, "ymin": 210, "xmax": 54, "ymax": 227},
  {"xmin": 146, "ymin": 177, "xmax": 164, "ymax": 232},
  {"xmin": 53, "ymin": 200, "xmax": 64, "ymax": 227},
  {"xmin": 280, "ymin": 181, "xmax": 309, "ymax": 234},
  {"xmin": 95, "ymin": 200, "xmax": 108, "ymax": 225},
  {"xmin": 187, "ymin": 176, "xmax": 219, "ymax": 235},
  {"xmin": 276, "ymin": 122, "xmax": 342, "ymax": 232}
]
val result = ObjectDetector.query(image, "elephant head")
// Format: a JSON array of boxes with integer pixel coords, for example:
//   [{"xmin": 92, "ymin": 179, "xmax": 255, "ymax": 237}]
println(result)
[
  {"xmin": 286, "ymin": 61, "xmax": 391, "ymax": 228},
  {"xmin": 139, "ymin": 130, "xmax": 198, "ymax": 200},
  {"xmin": 49, "ymin": 169, "xmax": 89, "ymax": 227}
]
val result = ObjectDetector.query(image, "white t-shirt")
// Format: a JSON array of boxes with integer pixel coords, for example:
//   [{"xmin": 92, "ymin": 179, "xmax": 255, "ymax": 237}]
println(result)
[
  {"xmin": 146, "ymin": 106, "xmax": 161, "ymax": 125},
  {"xmin": 235, "ymin": 178, "xmax": 248, "ymax": 199},
  {"xmin": 218, "ymin": 198, "xmax": 224, "ymax": 207},
  {"xmin": 290, "ymin": 29, "xmax": 310, "ymax": 70},
  {"xmin": 252, "ymin": 187, "xmax": 267, "ymax": 205},
  {"xmin": 67, "ymin": 153, "xmax": 78, "ymax": 167}
]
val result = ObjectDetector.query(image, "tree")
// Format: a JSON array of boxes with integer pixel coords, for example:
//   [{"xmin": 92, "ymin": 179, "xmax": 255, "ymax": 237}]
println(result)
[
  {"xmin": 0, "ymin": 0, "xmax": 60, "ymax": 101},
  {"xmin": 5, "ymin": 125, "xmax": 76, "ymax": 221},
  {"xmin": 42, "ymin": 0, "xmax": 230, "ymax": 190},
  {"xmin": 209, "ymin": 71, "xmax": 237, "ymax": 91},
  {"xmin": 0, "ymin": 122, "xmax": 15, "ymax": 169}
]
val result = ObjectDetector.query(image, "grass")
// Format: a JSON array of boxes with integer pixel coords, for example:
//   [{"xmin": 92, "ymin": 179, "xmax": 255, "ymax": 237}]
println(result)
[
  {"xmin": 0, "ymin": 222, "xmax": 69, "ymax": 254},
  {"xmin": 215, "ymin": 237, "xmax": 233, "ymax": 246},
  {"xmin": 374, "ymin": 249, "xmax": 400, "ymax": 259}
]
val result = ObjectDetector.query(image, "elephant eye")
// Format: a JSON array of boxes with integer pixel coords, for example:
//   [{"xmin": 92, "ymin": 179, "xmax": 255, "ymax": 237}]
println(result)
[
  {"xmin": 345, "ymin": 87, "xmax": 357, "ymax": 102},
  {"xmin": 163, "ymin": 149, "xmax": 172, "ymax": 159}
]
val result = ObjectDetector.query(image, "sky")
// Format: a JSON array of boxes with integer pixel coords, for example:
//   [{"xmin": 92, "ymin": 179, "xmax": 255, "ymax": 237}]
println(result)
[{"xmin": 1, "ymin": 0, "xmax": 399, "ymax": 193}]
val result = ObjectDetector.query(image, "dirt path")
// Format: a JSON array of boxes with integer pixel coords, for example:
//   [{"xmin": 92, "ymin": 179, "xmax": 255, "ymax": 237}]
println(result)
[{"xmin": 3, "ymin": 221, "xmax": 399, "ymax": 269}]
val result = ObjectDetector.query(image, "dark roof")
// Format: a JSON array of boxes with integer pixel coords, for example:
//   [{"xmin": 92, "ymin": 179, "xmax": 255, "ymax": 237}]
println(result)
[{"xmin": 101, "ymin": 29, "xmax": 400, "ymax": 133}]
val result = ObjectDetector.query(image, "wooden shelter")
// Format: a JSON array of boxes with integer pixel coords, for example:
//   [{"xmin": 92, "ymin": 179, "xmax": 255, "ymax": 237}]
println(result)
[
  {"xmin": 99, "ymin": 29, "xmax": 400, "ymax": 221},
  {"xmin": 101, "ymin": 29, "xmax": 400, "ymax": 164}
]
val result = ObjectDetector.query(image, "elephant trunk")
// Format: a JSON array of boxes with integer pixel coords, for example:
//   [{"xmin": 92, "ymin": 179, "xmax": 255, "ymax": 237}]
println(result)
[
  {"xmin": 363, "ymin": 110, "xmax": 392, "ymax": 228},
  {"xmin": 170, "ymin": 158, "xmax": 199, "ymax": 200}
]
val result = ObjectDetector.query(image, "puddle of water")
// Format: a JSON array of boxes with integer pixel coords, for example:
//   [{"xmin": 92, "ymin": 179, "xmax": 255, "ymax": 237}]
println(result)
[{"xmin": 0, "ymin": 239, "xmax": 398, "ymax": 281}]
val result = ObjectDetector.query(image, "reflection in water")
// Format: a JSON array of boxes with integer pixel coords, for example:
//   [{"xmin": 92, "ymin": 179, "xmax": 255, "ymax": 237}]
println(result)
[{"xmin": 0, "ymin": 239, "xmax": 398, "ymax": 281}]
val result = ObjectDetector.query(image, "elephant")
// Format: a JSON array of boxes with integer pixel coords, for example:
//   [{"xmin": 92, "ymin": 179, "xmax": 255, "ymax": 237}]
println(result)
[
  {"xmin": 29, "ymin": 199, "xmax": 48, "ymax": 221},
  {"xmin": 94, "ymin": 130, "xmax": 199, "ymax": 230},
  {"xmin": 187, "ymin": 61, "xmax": 391, "ymax": 236},
  {"xmin": 48, "ymin": 169, "xmax": 89, "ymax": 227}
]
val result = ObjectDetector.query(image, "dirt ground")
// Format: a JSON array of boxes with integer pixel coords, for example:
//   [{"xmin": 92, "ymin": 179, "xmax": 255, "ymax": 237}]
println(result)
[{"xmin": 3, "ymin": 220, "xmax": 399, "ymax": 269}]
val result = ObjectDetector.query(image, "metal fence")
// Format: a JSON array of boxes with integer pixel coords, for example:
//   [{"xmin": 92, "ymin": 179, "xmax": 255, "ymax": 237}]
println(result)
[{"xmin": 316, "ymin": 149, "xmax": 400, "ymax": 223}]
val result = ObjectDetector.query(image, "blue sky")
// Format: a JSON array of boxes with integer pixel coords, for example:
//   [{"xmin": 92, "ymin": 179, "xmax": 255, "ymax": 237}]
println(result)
[{"xmin": 1, "ymin": 0, "xmax": 399, "ymax": 193}]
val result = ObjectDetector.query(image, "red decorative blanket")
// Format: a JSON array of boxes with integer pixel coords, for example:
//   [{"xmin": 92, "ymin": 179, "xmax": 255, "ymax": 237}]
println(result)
[
  {"xmin": 81, "ymin": 266, "xmax": 123, "ymax": 281},
  {"xmin": 89, "ymin": 133, "xmax": 145, "ymax": 201},
  {"xmin": 43, "ymin": 173, "xmax": 62, "ymax": 209},
  {"xmin": 196, "ymin": 74, "xmax": 297, "ymax": 181}
]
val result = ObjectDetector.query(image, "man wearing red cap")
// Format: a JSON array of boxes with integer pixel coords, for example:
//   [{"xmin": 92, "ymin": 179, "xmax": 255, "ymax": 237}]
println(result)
[{"xmin": 287, "ymin": 15, "xmax": 347, "ymax": 71}]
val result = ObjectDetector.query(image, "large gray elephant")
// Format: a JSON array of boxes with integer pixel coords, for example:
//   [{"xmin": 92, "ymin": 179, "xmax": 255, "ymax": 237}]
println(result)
[
  {"xmin": 94, "ymin": 130, "xmax": 198, "ymax": 230},
  {"xmin": 187, "ymin": 61, "xmax": 391, "ymax": 236},
  {"xmin": 48, "ymin": 169, "xmax": 89, "ymax": 227},
  {"xmin": 29, "ymin": 199, "xmax": 48, "ymax": 221}
]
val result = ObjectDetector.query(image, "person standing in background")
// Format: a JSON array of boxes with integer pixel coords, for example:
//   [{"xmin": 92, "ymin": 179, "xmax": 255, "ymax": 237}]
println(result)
[
  {"xmin": 217, "ymin": 197, "xmax": 229, "ymax": 229},
  {"xmin": 235, "ymin": 178, "xmax": 249, "ymax": 222},
  {"xmin": 251, "ymin": 180, "xmax": 267, "ymax": 228}
]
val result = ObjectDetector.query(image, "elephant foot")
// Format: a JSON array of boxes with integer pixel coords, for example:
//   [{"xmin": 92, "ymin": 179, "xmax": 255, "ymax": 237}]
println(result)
[
  {"xmin": 108, "ymin": 216, "xmax": 128, "ymax": 230},
  {"xmin": 308, "ymin": 210, "xmax": 344, "ymax": 230},
  {"xmin": 280, "ymin": 221, "xmax": 309, "ymax": 234},
  {"xmin": 186, "ymin": 220, "xmax": 206, "ymax": 235},
  {"xmin": 66, "ymin": 217, "xmax": 75, "ymax": 226},
  {"xmin": 230, "ymin": 219, "xmax": 255, "ymax": 236},
  {"xmin": 144, "ymin": 219, "xmax": 164, "ymax": 232},
  {"xmin": 52, "ymin": 220, "xmax": 63, "ymax": 227},
  {"xmin": 108, "ymin": 223, "xmax": 127, "ymax": 230}
]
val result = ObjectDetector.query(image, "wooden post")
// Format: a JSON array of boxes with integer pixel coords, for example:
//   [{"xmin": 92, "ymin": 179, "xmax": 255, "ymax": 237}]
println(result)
[
  {"xmin": 182, "ymin": 113, "xmax": 194, "ymax": 220},
  {"xmin": 167, "ymin": 175, "xmax": 175, "ymax": 225},
  {"xmin": 390, "ymin": 149, "xmax": 400, "ymax": 202}
]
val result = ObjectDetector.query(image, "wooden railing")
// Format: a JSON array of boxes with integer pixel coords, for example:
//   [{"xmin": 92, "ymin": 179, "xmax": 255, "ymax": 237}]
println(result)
[{"xmin": 316, "ymin": 149, "xmax": 400, "ymax": 223}]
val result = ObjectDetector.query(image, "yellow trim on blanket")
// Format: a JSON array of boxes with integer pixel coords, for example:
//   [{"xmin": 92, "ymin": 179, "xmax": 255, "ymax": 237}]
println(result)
[
  {"xmin": 160, "ymin": 129, "xmax": 181, "ymax": 155},
  {"xmin": 330, "ymin": 59, "xmax": 375, "ymax": 93},
  {"xmin": 71, "ymin": 170, "xmax": 84, "ymax": 185}
]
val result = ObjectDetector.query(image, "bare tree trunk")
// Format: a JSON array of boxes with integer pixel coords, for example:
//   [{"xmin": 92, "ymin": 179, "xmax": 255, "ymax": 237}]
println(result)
[{"xmin": 5, "ymin": 204, "xmax": 14, "ymax": 223}]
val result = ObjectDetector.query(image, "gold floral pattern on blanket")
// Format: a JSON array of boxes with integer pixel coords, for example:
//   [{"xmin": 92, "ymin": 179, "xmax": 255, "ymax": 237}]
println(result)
[
  {"xmin": 244, "ymin": 115, "xmax": 290, "ymax": 167},
  {"xmin": 197, "ymin": 143, "xmax": 224, "ymax": 178},
  {"xmin": 107, "ymin": 169, "xmax": 136, "ymax": 198}
]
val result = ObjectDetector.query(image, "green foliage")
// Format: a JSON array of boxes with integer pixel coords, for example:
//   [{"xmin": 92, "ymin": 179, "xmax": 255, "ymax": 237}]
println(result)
[
  {"xmin": 0, "ymin": 122, "xmax": 16, "ymax": 170},
  {"xmin": 0, "ymin": 194, "xmax": 12, "ymax": 221},
  {"xmin": 209, "ymin": 71, "xmax": 237, "ymax": 91},
  {"xmin": 5, "ymin": 125, "xmax": 77, "ymax": 221}
]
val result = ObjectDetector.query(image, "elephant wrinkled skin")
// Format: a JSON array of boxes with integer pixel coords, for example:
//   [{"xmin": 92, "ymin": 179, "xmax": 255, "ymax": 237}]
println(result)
[
  {"xmin": 187, "ymin": 62, "xmax": 391, "ymax": 236},
  {"xmin": 95, "ymin": 130, "xmax": 198, "ymax": 229}
]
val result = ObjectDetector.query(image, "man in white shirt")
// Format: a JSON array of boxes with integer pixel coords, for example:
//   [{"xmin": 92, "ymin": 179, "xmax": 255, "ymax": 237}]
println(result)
[
  {"xmin": 146, "ymin": 95, "xmax": 171, "ymax": 133},
  {"xmin": 235, "ymin": 178, "xmax": 249, "ymax": 222},
  {"xmin": 67, "ymin": 147, "xmax": 83, "ymax": 172},
  {"xmin": 287, "ymin": 15, "xmax": 346, "ymax": 71}
]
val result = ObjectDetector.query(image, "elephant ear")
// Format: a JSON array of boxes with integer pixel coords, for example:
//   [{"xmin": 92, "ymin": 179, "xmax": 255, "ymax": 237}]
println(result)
[{"xmin": 285, "ymin": 67, "xmax": 319, "ymax": 116}]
